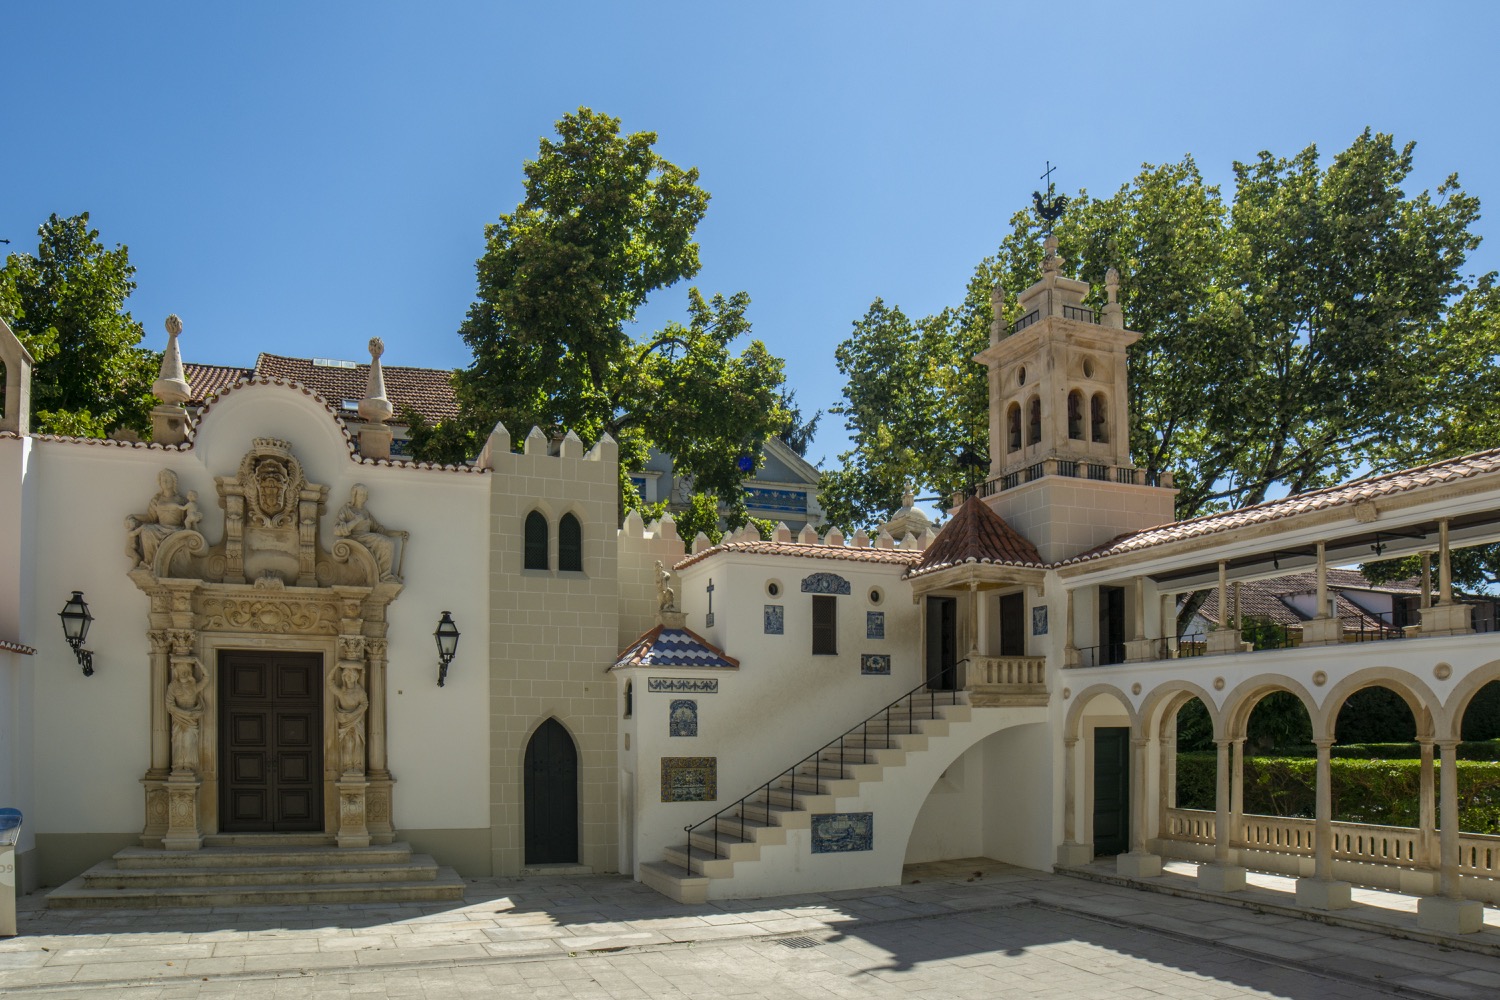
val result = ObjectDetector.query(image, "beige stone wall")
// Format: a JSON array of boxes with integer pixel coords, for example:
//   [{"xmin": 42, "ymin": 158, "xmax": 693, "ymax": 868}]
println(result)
[
  {"xmin": 615, "ymin": 512, "xmax": 687, "ymax": 650},
  {"xmin": 987, "ymin": 477, "xmax": 1177, "ymax": 564},
  {"xmin": 487, "ymin": 435, "xmax": 620, "ymax": 875}
]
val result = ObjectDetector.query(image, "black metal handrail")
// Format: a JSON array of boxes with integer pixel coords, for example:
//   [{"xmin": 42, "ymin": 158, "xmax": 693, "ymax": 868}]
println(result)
[
  {"xmin": 681, "ymin": 667, "xmax": 963, "ymax": 876},
  {"xmin": 1075, "ymin": 643, "xmax": 1127, "ymax": 667},
  {"xmin": 1012, "ymin": 309, "xmax": 1040, "ymax": 334},
  {"xmin": 1062, "ymin": 304, "xmax": 1098, "ymax": 323}
]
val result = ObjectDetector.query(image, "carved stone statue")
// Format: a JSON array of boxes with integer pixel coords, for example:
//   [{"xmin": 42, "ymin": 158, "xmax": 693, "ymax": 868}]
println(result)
[
  {"xmin": 166, "ymin": 657, "xmax": 209, "ymax": 774},
  {"xmin": 126, "ymin": 469, "xmax": 194, "ymax": 567},
  {"xmin": 656, "ymin": 560, "xmax": 677, "ymax": 613},
  {"xmin": 329, "ymin": 663, "xmax": 369, "ymax": 775},
  {"xmin": 334, "ymin": 484, "xmax": 407, "ymax": 581}
]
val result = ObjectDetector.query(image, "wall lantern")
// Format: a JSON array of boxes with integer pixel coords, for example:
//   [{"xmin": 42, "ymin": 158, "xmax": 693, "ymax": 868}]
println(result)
[
  {"xmin": 433, "ymin": 611, "xmax": 461, "ymax": 687},
  {"xmin": 58, "ymin": 591, "xmax": 95, "ymax": 677}
]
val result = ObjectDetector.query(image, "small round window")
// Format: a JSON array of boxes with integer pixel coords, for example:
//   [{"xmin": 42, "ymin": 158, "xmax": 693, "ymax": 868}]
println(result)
[
  {"xmin": 869, "ymin": 587, "xmax": 883, "ymax": 605},
  {"xmin": 1017, "ymin": 366, "xmax": 1027, "ymax": 386},
  {"xmin": 1082, "ymin": 357, "xmax": 1096, "ymax": 379},
  {"xmin": 766, "ymin": 580, "xmax": 781, "ymax": 598}
]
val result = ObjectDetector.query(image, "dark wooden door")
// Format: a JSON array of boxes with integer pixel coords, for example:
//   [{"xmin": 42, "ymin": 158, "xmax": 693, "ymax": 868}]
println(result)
[
  {"xmin": 1093, "ymin": 726, "xmax": 1130, "ymax": 856},
  {"xmin": 1099, "ymin": 586, "xmax": 1126, "ymax": 665},
  {"xmin": 999, "ymin": 592, "xmax": 1026, "ymax": 656},
  {"xmin": 925, "ymin": 596, "xmax": 958, "ymax": 690},
  {"xmin": 219, "ymin": 651, "xmax": 324, "ymax": 833},
  {"xmin": 524, "ymin": 719, "xmax": 578, "ymax": 864}
]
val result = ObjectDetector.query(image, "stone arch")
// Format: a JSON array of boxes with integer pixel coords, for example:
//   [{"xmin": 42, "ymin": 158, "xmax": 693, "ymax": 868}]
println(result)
[
  {"xmin": 523, "ymin": 509, "xmax": 550, "ymax": 570},
  {"xmin": 1221, "ymin": 674, "xmax": 1318, "ymax": 743},
  {"xmin": 1140, "ymin": 681, "xmax": 1224, "ymax": 742},
  {"xmin": 558, "ymin": 511, "xmax": 583, "ymax": 572},
  {"xmin": 1320, "ymin": 668, "xmax": 1438, "ymax": 743},
  {"xmin": 522, "ymin": 716, "xmax": 580, "ymax": 865},
  {"xmin": 1064, "ymin": 683, "xmax": 1139, "ymax": 739},
  {"xmin": 1439, "ymin": 658, "xmax": 1500, "ymax": 741}
]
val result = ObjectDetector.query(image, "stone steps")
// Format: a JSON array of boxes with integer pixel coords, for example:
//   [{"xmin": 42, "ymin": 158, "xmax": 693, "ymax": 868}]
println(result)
[{"xmin": 47, "ymin": 840, "xmax": 465, "ymax": 909}]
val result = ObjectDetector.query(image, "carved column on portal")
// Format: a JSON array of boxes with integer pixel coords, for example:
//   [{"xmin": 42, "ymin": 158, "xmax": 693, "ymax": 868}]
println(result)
[
  {"xmin": 162, "ymin": 627, "xmax": 206, "ymax": 850},
  {"xmin": 331, "ymin": 595, "xmax": 371, "ymax": 847},
  {"xmin": 364, "ymin": 632, "xmax": 395, "ymax": 843},
  {"xmin": 140, "ymin": 626, "xmax": 173, "ymax": 847}
]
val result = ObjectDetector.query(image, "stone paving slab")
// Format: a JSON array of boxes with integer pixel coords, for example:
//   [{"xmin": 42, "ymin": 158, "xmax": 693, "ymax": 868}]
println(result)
[{"xmin": 0, "ymin": 857, "xmax": 1496, "ymax": 998}]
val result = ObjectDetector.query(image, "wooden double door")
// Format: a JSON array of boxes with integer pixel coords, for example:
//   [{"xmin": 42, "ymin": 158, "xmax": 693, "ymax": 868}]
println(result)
[{"xmin": 219, "ymin": 651, "xmax": 325, "ymax": 833}]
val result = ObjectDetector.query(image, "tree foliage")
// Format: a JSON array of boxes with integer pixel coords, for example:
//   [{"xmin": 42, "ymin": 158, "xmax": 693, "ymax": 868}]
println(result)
[
  {"xmin": 823, "ymin": 132, "xmax": 1492, "ymax": 532},
  {"xmin": 0, "ymin": 213, "xmax": 158, "ymax": 437},
  {"xmin": 409, "ymin": 108, "xmax": 791, "ymax": 524}
]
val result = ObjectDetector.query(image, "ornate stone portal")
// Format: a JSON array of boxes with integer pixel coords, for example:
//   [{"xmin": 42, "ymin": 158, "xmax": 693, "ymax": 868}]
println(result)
[{"xmin": 128, "ymin": 439, "xmax": 404, "ymax": 849}]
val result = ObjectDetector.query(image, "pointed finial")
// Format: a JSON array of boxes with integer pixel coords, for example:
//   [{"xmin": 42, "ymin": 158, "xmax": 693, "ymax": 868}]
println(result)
[
  {"xmin": 1102, "ymin": 267, "xmax": 1124, "ymax": 328},
  {"xmin": 358, "ymin": 337, "xmax": 393, "ymax": 423},
  {"xmin": 902, "ymin": 485, "xmax": 916, "ymax": 510},
  {"xmin": 989, "ymin": 281, "xmax": 1006, "ymax": 343},
  {"xmin": 152, "ymin": 314, "xmax": 190, "ymax": 405},
  {"xmin": 1042, "ymin": 235, "xmax": 1061, "ymax": 275}
]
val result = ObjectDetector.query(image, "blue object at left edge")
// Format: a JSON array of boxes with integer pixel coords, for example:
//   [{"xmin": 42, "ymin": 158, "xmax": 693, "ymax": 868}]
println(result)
[{"xmin": 0, "ymin": 808, "xmax": 20, "ymax": 831}]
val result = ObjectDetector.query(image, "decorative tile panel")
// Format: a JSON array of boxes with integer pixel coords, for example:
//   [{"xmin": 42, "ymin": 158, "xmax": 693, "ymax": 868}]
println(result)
[
  {"xmin": 745, "ymin": 486, "xmax": 809, "ymax": 514},
  {"xmin": 647, "ymin": 677, "xmax": 718, "ymax": 694},
  {"xmin": 764, "ymin": 604, "xmax": 784, "ymax": 634},
  {"xmin": 866, "ymin": 611, "xmax": 885, "ymax": 639},
  {"xmin": 1032, "ymin": 605, "xmax": 1049, "ymax": 636},
  {"xmin": 660, "ymin": 756, "xmax": 717, "ymax": 802},
  {"xmin": 669, "ymin": 699, "xmax": 698, "ymax": 737},
  {"xmin": 801, "ymin": 572, "xmax": 851, "ymax": 595},
  {"xmin": 811, "ymin": 812, "xmax": 873, "ymax": 853},
  {"xmin": 861, "ymin": 654, "xmax": 891, "ymax": 675}
]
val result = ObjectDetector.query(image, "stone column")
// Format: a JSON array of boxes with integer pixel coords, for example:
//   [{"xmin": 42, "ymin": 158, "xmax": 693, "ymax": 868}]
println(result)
[
  {"xmin": 332, "ymin": 630, "xmax": 371, "ymax": 848},
  {"xmin": 140, "ymin": 629, "xmax": 173, "ymax": 848},
  {"xmin": 1231, "ymin": 738, "xmax": 1245, "ymax": 834},
  {"xmin": 1295, "ymin": 738, "xmax": 1351, "ymax": 908},
  {"xmin": 1420, "ymin": 521, "xmax": 1473, "ymax": 634},
  {"xmin": 1116, "ymin": 734, "xmax": 1162, "ymax": 877},
  {"xmin": 1420, "ymin": 552, "xmax": 1432, "ymax": 609},
  {"xmin": 365, "ymin": 636, "xmax": 394, "ymax": 843},
  {"xmin": 1439, "ymin": 520, "xmax": 1452, "ymax": 605},
  {"xmin": 1064, "ymin": 587, "xmax": 1079, "ymax": 667},
  {"xmin": 1304, "ymin": 542, "xmax": 1340, "ymax": 645},
  {"xmin": 1207, "ymin": 561, "xmax": 1241, "ymax": 654},
  {"xmin": 1232, "ymin": 581, "xmax": 1242, "ymax": 633},
  {"xmin": 161, "ymin": 629, "xmax": 205, "ymax": 850},
  {"xmin": 1402, "ymin": 736, "xmax": 1440, "ymax": 896},
  {"xmin": 1057, "ymin": 736, "xmax": 1092, "ymax": 866},
  {"xmin": 1418, "ymin": 740, "xmax": 1484, "ymax": 932},
  {"xmin": 1125, "ymin": 577, "xmax": 1155, "ymax": 663},
  {"xmin": 1199, "ymin": 737, "xmax": 1246, "ymax": 891},
  {"xmin": 1160, "ymin": 594, "xmax": 1176, "ymax": 657}
]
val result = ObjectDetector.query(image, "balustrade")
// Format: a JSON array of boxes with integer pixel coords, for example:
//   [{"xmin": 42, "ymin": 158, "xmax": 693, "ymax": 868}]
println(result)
[{"xmin": 967, "ymin": 655, "xmax": 1047, "ymax": 707}]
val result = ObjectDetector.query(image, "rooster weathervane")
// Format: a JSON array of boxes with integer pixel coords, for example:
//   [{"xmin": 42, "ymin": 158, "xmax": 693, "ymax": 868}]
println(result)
[{"xmin": 1032, "ymin": 160, "xmax": 1068, "ymax": 235}]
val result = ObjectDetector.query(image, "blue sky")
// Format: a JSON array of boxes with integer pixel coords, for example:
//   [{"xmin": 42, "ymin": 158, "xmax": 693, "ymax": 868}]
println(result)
[{"xmin": 6, "ymin": 2, "xmax": 1498, "ymax": 466}]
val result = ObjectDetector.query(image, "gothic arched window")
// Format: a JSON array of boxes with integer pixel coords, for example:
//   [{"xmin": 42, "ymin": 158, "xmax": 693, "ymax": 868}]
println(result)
[
  {"xmin": 558, "ymin": 513, "xmax": 583, "ymax": 572},
  {"xmin": 524, "ymin": 510, "xmax": 549, "ymax": 570}
]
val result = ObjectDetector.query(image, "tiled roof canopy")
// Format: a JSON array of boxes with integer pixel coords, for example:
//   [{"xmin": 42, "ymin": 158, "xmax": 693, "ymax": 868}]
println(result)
[
  {"xmin": 613, "ymin": 625, "xmax": 739, "ymax": 670},
  {"xmin": 184, "ymin": 355, "xmax": 460, "ymax": 424},
  {"xmin": 907, "ymin": 495, "xmax": 1044, "ymax": 579},
  {"xmin": 1066, "ymin": 448, "xmax": 1500, "ymax": 565},
  {"xmin": 675, "ymin": 541, "xmax": 921, "ymax": 571}
]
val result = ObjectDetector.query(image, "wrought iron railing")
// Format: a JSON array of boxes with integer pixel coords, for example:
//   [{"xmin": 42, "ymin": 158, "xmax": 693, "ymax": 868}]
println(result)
[
  {"xmin": 978, "ymin": 459, "xmax": 1169, "ymax": 498},
  {"xmin": 1076, "ymin": 643, "xmax": 1128, "ymax": 667},
  {"xmin": 1011, "ymin": 309, "xmax": 1040, "ymax": 334},
  {"xmin": 1062, "ymin": 304, "xmax": 1098, "ymax": 323},
  {"xmin": 680, "ymin": 668, "xmax": 963, "ymax": 876}
]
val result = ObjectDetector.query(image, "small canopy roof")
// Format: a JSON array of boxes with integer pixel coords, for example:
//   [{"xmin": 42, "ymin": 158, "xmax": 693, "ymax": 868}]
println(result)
[
  {"xmin": 907, "ymin": 494, "xmax": 1043, "ymax": 579},
  {"xmin": 613, "ymin": 625, "xmax": 739, "ymax": 671}
]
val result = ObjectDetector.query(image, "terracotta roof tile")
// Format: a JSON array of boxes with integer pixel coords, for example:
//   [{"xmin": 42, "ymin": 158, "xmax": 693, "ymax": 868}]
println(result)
[
  {"xmin": 184, "ymin": 363, "xmax": 253, "ymax": 401},
  {"xmin": 1065, "ymin": 448, "xmax": 1500, "ymax": 565},
  {"xmin": 613, "ymin": 625, "xmax": 739, "ymax": 670},
  {"xmin": 253, "ymin": 354, "xmax": 459, "ymax": 424},
  {"xmin": 676, "ymin": 540, "xmax": 921, "ymax": 571},
  {"xmin": 907, "ymin": 495, "xmax": 1044, "ymax": 579}
]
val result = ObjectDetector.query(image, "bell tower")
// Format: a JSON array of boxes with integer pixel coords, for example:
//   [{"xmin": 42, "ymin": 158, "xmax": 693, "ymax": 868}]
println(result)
[{"xmin": 972, "ymin": 236, "xmax": 1176, "ymax": 562}]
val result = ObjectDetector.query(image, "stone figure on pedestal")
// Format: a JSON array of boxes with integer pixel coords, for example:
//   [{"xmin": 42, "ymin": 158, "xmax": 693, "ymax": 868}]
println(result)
[
  {"xmin": 126, "ymin": 469, "xmax": 195, "ymax": 567},
  {"xmin": 656, "ymin": 560, "xmax": 678, "ymax": 613},
  {"xmin": 329, "ymin": 664, "xmax": 369, "ymax": 775},
  {"xmin": 334, "ymin": 484, "xmax": 407, "ymax": 581},
  {"xmin": 166, "ymin": 657, "xmax": 209, "ymax": 775}
]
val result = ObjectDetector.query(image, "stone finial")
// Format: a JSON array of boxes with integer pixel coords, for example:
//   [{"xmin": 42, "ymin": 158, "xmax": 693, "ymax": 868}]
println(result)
[
  {"xmin": 899, "ymin": 531, "xmax": 918, "ymax": 549},
  {"xmin": 798, "ymin": 524, "xmax": 820, "ymax": 544},
  {"xmin": 476, "ymin": 421, "xmax": 511, "ymax": 468},
  {"xmin": 586, "ymin": 431, "xmax": 617, "ymax": 463},
  {"xmin": 743, "ymin": 522, "xmax": 762, "ymax": 542},
  {"xmin": 621, "ymin": 508, "xmax": 645, "ymax": 538},
  {"xmin": 692, "ymin": 531, "xmax": 711, "ymax": 554},
  {"xmin": 357, "ymin": 338, "xmax": 393, "ymax": 423},
  {"xmin": 559, "ymin": 429, "xmax": 583, "ymax": 458},
  {"xmin": 773, "ymin": 521, "xmax": 793, "ymax": 543},
  {"xmin": 989, "ymin": 281, "xmax": 1006, "ymax": 344},
  {"xmin": 523, "ymin": 426, "xmax": 548, "ymax": 455},
  {"xmin": 1102, "ymin": 266, "xmax": 1124, "ymax": 329},
  {"xmin": 852, "ymin": 528, "xmax": 870, "ymax": 548},
  {"xmin": 825, "ymin": 526, "xmax": 845, "ymax": 547},
  {"xmin": 153, "ymin": 315, "xmax": 191, "ymax": 405},
  {"xmin": 1042, "ymin": 235, "xmax": 1062, "ymax": 275},
  {"xmin": 875, "ymin": 529, "xmax": 895, "ymax": 549}
]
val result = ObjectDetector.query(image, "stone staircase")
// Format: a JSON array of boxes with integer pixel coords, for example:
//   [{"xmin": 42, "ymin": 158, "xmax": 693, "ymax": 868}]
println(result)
[
  {"xmin": 47, "ymin": 835, "xmax": 465, "ymax": 909},
  {"xmin": 641, "ymin": 694, "xmax": 1002, "ymax": 903}
]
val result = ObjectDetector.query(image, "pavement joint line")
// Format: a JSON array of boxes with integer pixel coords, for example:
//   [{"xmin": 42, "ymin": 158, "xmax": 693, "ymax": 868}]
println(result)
[
  {"xmin": 1057, "ymin": 864, "xmax": 1500, "ymax": 961},
  {"xmin": 1021, "ymin": 896, "xmax": 1452, "ymax": 1000}
]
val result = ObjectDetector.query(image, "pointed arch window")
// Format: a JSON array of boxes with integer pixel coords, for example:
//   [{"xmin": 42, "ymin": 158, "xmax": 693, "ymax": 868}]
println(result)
[
  {"xmin": 1067, "ymin": 390, "xmax": 1084, "ymax": 440},
  {"xmin": 559, "ymin": 513, "xmax": 583, "ymax": 572},
  {"xmin": 1027, "ymin": 396, "xmax": 1042, "ymax": 447},
  {"xmin": 1090, "ymin": 393, "xmax": 1109, "ymax": 443},
  {"xmin": 524, "ymin": 510, "xmax": 549, "ymax": 570}
]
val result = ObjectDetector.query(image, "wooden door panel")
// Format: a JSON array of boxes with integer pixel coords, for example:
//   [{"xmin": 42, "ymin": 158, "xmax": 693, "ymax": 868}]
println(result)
[
  {"xmin": 219, "ymin": 651, "xmax": 324, "ymax": 833},
  {"xmin": 524, "ymin": 719, "xmax": 578, "ymax": 864}
]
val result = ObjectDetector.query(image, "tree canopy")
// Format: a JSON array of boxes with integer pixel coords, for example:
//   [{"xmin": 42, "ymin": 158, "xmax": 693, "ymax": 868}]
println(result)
[
  {"xmin": 822, "ymin": 131, "xmax": 1495, "ymax": 541},
  {"xmin": 408, "ymin": 107, "xmax": 792, "ymax": 523},
  {"xmin": 0, "ymin": 212, "xmax": 158, "ymax": 438}
]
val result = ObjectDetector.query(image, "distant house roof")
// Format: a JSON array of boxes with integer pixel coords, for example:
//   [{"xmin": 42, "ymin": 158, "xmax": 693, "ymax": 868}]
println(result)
[
  {"xmin": 184, "ymin": 354, "xmax": 460, "ymax": 424},
  {"xmin": 613, "ymin": 625, "xmax": 739, "ymax": 670},
  {"xmin": 1190, "ymin": 568, "xmax": 1427, "ymax": 634},
  {"xmin": 1064, "ymin": 448, "xmax": 1500, "ymax": 565},
  {"xmin": 907, "ymin": 495, "xmax": 1044, "ymax": 579}
]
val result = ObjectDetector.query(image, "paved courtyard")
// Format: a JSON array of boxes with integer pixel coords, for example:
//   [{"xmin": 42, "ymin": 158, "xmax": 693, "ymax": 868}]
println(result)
[{"xmin": 3, "ymin": 859, "xmax": 1500, "ymax": 999}]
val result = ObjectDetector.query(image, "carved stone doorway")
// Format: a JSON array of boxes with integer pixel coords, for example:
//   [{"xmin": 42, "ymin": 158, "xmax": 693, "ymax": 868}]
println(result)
[{"xmin": 218, "ymin": 651, "xmax": 325, "ymax": 833}]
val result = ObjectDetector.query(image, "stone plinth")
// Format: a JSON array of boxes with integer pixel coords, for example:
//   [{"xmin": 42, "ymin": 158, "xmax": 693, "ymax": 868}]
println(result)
[
  {"xmin": 336, "ymin": 778, "xmax": 371, "ymax": 848},
  {"xmin": 1419, "ymin": 603, "xmax": 1473, "ymax": 636},
  {"xmin": 1301, "ymin": 616, "xmax": 1342, "ymax": 646},
  {"xmin": 1124, "ymin": 638, "xmax": 1156, "ymax": 663},
  {"xmin": 1206, "ymin": 630, "xmax": 1245, "ymax": 655},
  {"xmin": 161, "ymin": 774, "xmax": 203, "ymax": 850},
  {"xmin": 1295, "ymin": 877, "xmax": 1352, "ymax": 910},
  {"xmin": 1055, "ymin": 842, "xmax": 1093, "ymax": 867},
  {"xmin": 1197, "ymin": 863, "xmax": 1246, "ymax": 892},
  {"xmin": 1116, "ymin": 852, "xmax": 1161, "ymax": 877},
  {"xmin": 1417, "ymin": 895, "xmax": 1484, "ymax": 934}
]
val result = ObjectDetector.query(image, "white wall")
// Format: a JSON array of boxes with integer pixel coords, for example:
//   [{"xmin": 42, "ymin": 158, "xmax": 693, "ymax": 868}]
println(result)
[{"xmin": 904, "ymin": 744, "xmax": 985, "ymax": 863}]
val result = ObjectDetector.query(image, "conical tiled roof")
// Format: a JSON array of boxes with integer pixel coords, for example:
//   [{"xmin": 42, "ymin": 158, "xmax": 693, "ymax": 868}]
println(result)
[
  {"xmin": 907, "ymin": 495, "xmax": 1043, "ymax": 578},
  {"xmin": 612, "ymin": 625, "xmax": 739, "ymax": 670}
]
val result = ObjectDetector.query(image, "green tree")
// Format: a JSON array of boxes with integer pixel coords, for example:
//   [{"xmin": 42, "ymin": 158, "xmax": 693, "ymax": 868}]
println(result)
[
  {"xmin": 825, "ymin": 132, "xmax": 1491, "ymax": 533},
  {"xmin": 0, "ymin": 213, "xmax": 158, "ymax": 437},
  {"xmin": 411, "ymin": 108, "xmax": 790, "ymax": 525}
]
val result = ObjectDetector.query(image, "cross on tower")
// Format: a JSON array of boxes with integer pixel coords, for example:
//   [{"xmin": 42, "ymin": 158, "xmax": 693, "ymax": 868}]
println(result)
[
  {"xmin": 1040, "ymin": 159, "xmax": 1058, "ymax": 193},
  {"xmin": 705, "ymin": 578, "xmax": 716, "ymax": 627}
]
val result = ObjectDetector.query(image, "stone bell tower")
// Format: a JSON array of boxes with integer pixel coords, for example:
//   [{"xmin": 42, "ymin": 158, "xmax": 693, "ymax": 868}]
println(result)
[{"xmin": 971, "ymin": 236, "xmax": 1176, "ymax": 562}]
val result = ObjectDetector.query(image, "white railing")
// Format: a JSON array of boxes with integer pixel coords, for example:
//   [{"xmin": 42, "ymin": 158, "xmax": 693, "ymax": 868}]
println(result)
[
  {"xmin": 972, "ymin": 655, "xmax": 1046, "ymax": 686},
  {"xmin": 1164, "ymin": 807, "xmax": 1496, "ymax": 875}
]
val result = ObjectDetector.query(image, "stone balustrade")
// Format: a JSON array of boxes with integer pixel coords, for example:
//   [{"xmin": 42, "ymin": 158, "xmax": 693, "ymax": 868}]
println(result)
[{"xmin": 966, "ymin": 655, "xmax": 1048, "ymax": 707}]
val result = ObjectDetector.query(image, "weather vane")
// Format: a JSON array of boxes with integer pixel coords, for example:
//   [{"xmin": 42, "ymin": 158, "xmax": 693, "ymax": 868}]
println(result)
[{"xmin": 1032, "ymin": 160, "xmax": 1068, "ymax": 235}]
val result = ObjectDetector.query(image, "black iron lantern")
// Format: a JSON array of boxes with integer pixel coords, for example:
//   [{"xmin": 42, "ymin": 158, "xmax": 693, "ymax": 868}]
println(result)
[
  {"xmin": 58, "ymin": 591, "xmax": 95, "ymax": 677},
  {"xmin": 434, "ymin": 611, "xmax": 460, "ymax": 687}
]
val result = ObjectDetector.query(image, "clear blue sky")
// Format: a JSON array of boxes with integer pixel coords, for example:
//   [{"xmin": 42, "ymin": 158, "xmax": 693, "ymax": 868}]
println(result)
[{"xmin": 7, "ymin": 2, "xmax": 1498, "ymax": 466}]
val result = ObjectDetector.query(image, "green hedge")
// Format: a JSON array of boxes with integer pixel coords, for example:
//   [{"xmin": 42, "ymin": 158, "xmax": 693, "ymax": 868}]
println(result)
[{"xmin": 1174, "ymin": 753, "xmax": 1500, "ymax": 832}]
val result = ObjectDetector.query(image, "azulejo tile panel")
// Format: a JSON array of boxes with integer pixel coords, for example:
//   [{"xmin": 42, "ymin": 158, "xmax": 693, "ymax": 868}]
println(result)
[
  {"xmin": 860, "ymin": 653, "xmax": 891, "ymax": 675},
  {"xmin": 647, "ymin": 677, "xmax": 718, "ymax": 694},
  {"xmin": 764, "ymin": 604, "xmax": 784, "ymax": 634},
  {"xmin": 811, "ymin": 811, "xmax": 873, "ymax": 853},
  {"xmin": 866, "ymin": 611, "xmax": 885, "ymax": 639},
  {"xmin": 660, "ymin": 756, "xmax": 717, "ymax": 802},
  {"xmin": 669, "ymin": 699, "xmax": 698, "ymax": 737},
  {"xmin": 1032, "ymin": 605, "xmax": 1049, "ymax": 636},
  {"xmin": 801, "ymin": 572, "xmax": 851, "ymax": 595}
]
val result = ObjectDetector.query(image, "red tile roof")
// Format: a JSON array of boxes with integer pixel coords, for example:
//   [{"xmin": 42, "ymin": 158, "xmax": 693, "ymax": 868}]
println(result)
[
  {"xmin": 907, "ymin": 495, "xmax": 1044, "ymax": 578},
  {"xmin": 1065, "ymin": 448, "xmax": 1500, "ymax": 566},
  {"xmin": 184, "ymin": 363, "xmax": 252, "ymax": 400},
  {"xmin": 253, "ymin": 354, "xmax": 459, "ymax": 423},
  {"xmin": 676, "ymin": 540, "xmax": 921, "ymax": 571}
]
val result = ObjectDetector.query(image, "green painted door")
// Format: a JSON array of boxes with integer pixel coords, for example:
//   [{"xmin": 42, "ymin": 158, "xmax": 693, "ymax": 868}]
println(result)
[{"xmin": 1092, "ymin": 727, "xmax": 1130, "ymax": 856}]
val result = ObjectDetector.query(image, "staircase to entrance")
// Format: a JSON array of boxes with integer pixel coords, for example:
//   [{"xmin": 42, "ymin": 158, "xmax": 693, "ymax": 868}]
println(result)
[{"xmin": 47, "ymin": 835, "xmax": 464, "ymax": 909}]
